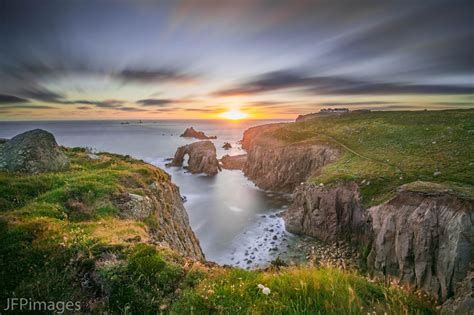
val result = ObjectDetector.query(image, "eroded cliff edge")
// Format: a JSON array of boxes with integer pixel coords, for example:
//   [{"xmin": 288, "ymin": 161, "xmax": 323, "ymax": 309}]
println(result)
[
  {"xmin": 242, "ymin": 124, "xmax": 339, "ymax": 192},
  {"xmin": 241, "ymin": 114, "xmax": 474, "ymax": 312},
  {"xmin": 284, "ymin": 181, "xmax": 473, "ymax": 311}
]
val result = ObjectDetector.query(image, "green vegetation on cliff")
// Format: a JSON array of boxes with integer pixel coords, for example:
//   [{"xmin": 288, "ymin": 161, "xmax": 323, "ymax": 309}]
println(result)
[
  {"xmin": 0, "ymin": 148, "xmax": 434, "ymax": 313},
  {"xmin": 272, "ymin": 109, "xmax": 474, "ymax": 205}
]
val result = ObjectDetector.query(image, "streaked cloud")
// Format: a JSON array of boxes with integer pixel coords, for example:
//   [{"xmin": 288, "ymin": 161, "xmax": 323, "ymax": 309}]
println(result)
[
  {"xmin": 0, "ymin": 0, "xmax": 472, "ymax": 119},
  {"xmin": 213, "ymin": 71, "xmax": 473, "ymax": 97},
  {"xmin": 0, "ymin": 94, "xmax": 29, "ymax": 104},
  {"xmin": 136, "ymin": 99, "xmax": 175, "ymax": 106}
]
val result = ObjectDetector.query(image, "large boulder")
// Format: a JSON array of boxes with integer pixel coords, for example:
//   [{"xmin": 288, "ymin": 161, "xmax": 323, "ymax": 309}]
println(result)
[
  {"xmin": 0, "ymin": 129, "xmax": 69, "ymax": 173},
  {"xmin": 180, "ymin": 127, "xmax": 216, "ymax": 140},
  {"xmin": 167, "ymin": 141, "xmax": 221, "ymax": 176}
]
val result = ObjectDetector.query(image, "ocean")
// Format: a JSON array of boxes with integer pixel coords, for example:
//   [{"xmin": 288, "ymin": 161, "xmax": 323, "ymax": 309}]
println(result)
[{"xmin": 0, "ymin": 119, "xmax": 306, "ymax": 268}]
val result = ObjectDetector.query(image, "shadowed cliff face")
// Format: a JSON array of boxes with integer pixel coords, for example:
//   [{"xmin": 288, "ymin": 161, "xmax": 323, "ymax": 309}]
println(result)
[
  {"xmin": 241, "ymin": 124, "xmax": 339, "ymax": 192},
  {"xmin": 284, "ymin": 181, "xmax": 473, "ymax": 306},
  {"xmin": 368, "ymin": 189, "xmax": 473, "ymax": 304},
  {"xmin": 284, "ymin": 182, "xmax": 371, "ymax": 244}
]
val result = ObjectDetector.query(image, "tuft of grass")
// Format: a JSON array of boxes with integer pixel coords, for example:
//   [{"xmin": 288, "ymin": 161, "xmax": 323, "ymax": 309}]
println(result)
[
  {"xmin": 172, "ymin": 267, "xmax": 435, "ymax": 314},
  {"xmin": 97, "ymin": 244, "xmax": 184, "ymax": 314},
  {"xmin": 270, "ymin": 109, "xmax": 474, "ymax": 206}
]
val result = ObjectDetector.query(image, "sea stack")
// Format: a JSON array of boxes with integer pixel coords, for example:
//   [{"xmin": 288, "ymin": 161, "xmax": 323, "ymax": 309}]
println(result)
[{"xmin": 167, "ymin": 141, "xmax": 221, "ymax": 175}]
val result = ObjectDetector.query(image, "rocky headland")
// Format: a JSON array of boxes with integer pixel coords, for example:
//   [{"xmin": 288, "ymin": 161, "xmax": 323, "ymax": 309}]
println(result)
[
  {"xmin": 0, "ymin": 129, "xmax": 203, "ymax": 260},
  {"xmin": 239, "ymin": 110, "xmax": 474, "ymax": 313},
  {"xmin": 167, "ymin": 140, "xmax": 221, "ymax": 175},
  {"xmin": 242, "ymin": 124, "xmax": 339, "ymax": 192}
]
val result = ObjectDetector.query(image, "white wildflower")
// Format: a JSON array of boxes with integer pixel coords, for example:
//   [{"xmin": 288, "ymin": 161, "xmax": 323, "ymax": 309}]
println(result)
[
  {"xmin": 257, "ymin": 284, "xmax": 265, "ymax": 289},
  {"xmin": 262, "ymin": 287, "xmax": 271, "ymax": 295}
]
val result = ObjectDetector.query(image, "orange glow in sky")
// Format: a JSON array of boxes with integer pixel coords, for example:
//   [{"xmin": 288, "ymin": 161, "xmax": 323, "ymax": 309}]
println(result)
[{"xmin": 219, "ymin": 109, "xmax": 248, "ymax": 120}]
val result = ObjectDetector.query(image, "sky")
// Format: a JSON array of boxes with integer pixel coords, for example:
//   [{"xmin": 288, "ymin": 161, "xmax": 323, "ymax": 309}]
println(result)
[{"xmin": 0, "ymin": 0, "xmax": 473, "ymax": 120}]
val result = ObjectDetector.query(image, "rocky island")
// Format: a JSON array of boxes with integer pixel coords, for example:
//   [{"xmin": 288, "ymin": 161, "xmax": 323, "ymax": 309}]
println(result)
[
  {"xmin": 167, "ymin": 140, "xmax": 221, "ymax": 175},
  {"xmin": 180, "ymin": 127, "xmax": 217, "ymax": 140}
]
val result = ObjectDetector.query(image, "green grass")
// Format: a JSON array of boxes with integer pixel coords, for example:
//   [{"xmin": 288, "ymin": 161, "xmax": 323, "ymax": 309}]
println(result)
[
  {"xmin": 270, "ymin": 109, "xmax": 474, "ymax": 205},
  {"xmin": 0, "ymin": 146, "xmax": 436, "ymax": 313},
  {"xmin": 172, "ymin": 267, "xmax": 434, "ymax": 315}
]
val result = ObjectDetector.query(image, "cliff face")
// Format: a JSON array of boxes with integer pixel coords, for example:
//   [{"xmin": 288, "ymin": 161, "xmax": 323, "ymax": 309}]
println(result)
[
  {"xmin": 284, "ymin": 182, "xmax": 371, "ymax": 243},
  {"xmin": 368, "ymin": 188, "xmax": 473, "ymax": 304},
  {"xmin": 284, "ymin": 182, "xmax": 473, "ymax": 308},
  {"xmin": 241, "ymin": 122, "xmax": 473, "ymax": 309},
  {"xmin": 242, "ymin": 125, "xmax": 339, "ymax": 192},
  {"xmin": 115, "ymin": 179, "xmax": 204, "ymax": 260}
]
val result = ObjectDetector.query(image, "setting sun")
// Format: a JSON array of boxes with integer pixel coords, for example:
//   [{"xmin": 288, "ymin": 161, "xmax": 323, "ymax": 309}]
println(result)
[{"xmin": 219, "ymin": 109, "xmax": 248, "ymax": 120}]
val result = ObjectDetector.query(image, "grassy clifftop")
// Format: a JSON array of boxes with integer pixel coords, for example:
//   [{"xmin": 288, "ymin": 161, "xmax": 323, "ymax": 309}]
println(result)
[
  {"xmin": 0, "ymin": 147, "xmax": 435, "ymax": 313},
  {"xmin": 271, "ymin": 109, "xmax": 474, "ymax": 205}
]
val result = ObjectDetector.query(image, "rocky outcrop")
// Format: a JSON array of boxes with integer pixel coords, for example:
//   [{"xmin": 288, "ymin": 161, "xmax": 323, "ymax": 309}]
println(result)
[
  {"xmin": 0, "ymin": 129, "xmax": 69, "ymax": 173},
  {"xmin": 113, "ymin": 175, "xmax": 204, "ymax": 260},
  {"xmin": 283, "ymin": 180, "xmax": 473, "ymax": 308},
  {"xmin": 167, "ymin": 141, "xmax": 221, "ymax": 175},
  {"xmin": 441, "ymin": 270, "xmax": 474, "ymax": 314},
  {"xmin": 242, "ymin": 124, "xmax": 339, "ymax": 192},
  {"xmin": 180, "ymin": 127, "xmax": 217, "ymax": 140},
  {"xmin": 368, "ymin": 186, "xmax": 473, "ymax": 304},
  {"xmin": 220, "ymin": 154, "xmax": 247, "ymax": 170},
  {"xmin": 241, "ymin": 121, "xmax": 473, "ymax": 310},
  {"xmin": 243, "ymin": 143, "xmax": 339, "ymax": 192},
  {"xmin": 296, "ymin": 112, "xmax": 320, "ymax": 122},
  {"xmin": 284, "ymin": 182, "xmax": 371, "ymax": 243},
  {"xmin": 241, "ymin": 123, "xmax": 286, "ymax": 151},
  {"xmin": 222, "ymin": 142, "xmax": 232, "ymax": 150}
]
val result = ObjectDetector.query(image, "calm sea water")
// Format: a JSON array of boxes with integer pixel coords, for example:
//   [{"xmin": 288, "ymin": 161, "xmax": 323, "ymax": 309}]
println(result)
[{"xmin": 0, "ymin": 120, "xmax": 303, "ymax": 267}]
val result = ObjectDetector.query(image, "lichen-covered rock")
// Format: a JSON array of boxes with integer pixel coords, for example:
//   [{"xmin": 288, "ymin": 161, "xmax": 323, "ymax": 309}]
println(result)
[
  {"xmin": 441, "ymin": 270, "xmax": 474, "ymax": 314},
  {"xmin": 114, "ymin": 193, "xmax": 154, "ymax": 219},
  {"xmin": 180, "ymin": 127, "xmax": 216, "ymax": 140},
  {"xmin": 0, "ymin": 129, "xmax": 69, "ymax": 173},
  {"xmin": 114, "ymin": 180, "xmax": 204, "ymax": 260},
  {"xmin": 368, "ymin": 187, "xmax": 473, "ymax": 304},
  {"xmin": 167, "ymin": 141, "xmax": 221, "ymax": 176},
  {"xmin": 284, "ymin": 182, "xmax": 372, "ymax": 243}
]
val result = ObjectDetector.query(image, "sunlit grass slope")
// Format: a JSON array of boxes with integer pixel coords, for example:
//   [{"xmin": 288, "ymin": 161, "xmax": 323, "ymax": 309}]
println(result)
[{"xmin": 272, "ymin": 109, "xmax": 474, "ymax": 206}]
